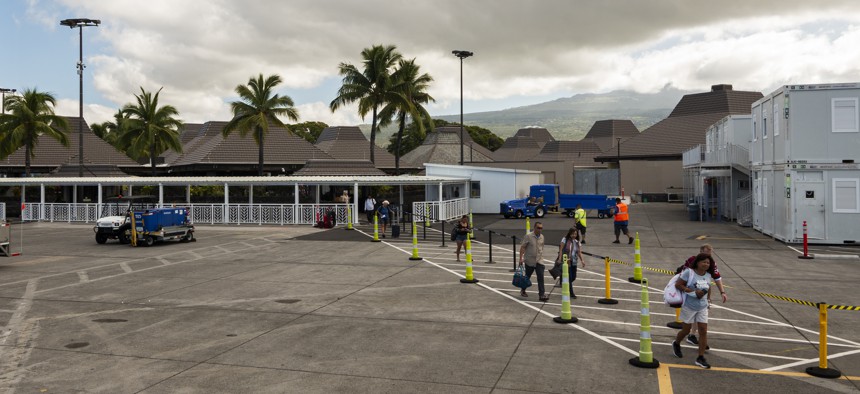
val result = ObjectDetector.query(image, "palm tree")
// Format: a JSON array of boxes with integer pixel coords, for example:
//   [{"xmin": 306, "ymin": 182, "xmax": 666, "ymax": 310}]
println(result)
[
  {"xmin": 379, "ymin": 59, "xmax": 434, "ymax": 174},
  {"xmin": 91, "ymin": 109, "xmax": 127, "ymax": 150},
  {"xmin": 223, "ymin": 73, "xmax": 299, "ymax": 176},
  {"xmin": 0, "ymin": 88, "xmax": 69, "ymax": 176},
  {"xmin": 330, "ymin": 44, "xmax": 402, "ymax": 164},
  {"xmin": 118, "ymin": 87, "xmax": 183, "ymax": 176}
]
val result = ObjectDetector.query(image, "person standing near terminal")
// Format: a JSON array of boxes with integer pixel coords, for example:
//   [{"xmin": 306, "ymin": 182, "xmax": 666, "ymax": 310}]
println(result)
[
  {"xmin": 454, "ymin": 215, "xmax": 471, "ymax": 262},
  {"xmin": 612, "ymin": 197, "xmax": 633, "ymax": 244},
  {"xmin": 672, "ymin": 253, "xmax": 716, "ymax": 369},
  {"xmin": 677, "ymin": 244, "xmax": 727, "ymax": 347},
  {"xmin": 364, "ymin": 195, "xmax": 376, "ymax": 224},
  {"xmin": 557, "ymin": 227, "xmax": 586, "ymax": 299},
  {"xmin": 376, "ymin": 200, "xmax": 390, "ymax": 237},
  {"xmin": 573, "ymin": 204, "xmax": 587, "ymax": 244},
  {"xmin": 519, "ymin": 222, "xmax": 548, "ymax": 302}
]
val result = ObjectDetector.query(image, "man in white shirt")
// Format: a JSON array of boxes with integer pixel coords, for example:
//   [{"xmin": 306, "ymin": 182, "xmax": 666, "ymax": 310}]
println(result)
[{"xmin": 364, "ymin": 196, "xmax": 376, "ymax": 224}]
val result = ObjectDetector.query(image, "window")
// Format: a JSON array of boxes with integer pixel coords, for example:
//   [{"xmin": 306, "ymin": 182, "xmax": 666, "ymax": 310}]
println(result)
[
  {"xmin": 470, "ymin": 181, "xmax": 481, "ymax": 198},
  {"xmin": 833, "ymin": 178, "xmax": 859, "ymax": 213},
  {"xmin": 773, "ymin": 103, "xmax": 780, "ymax": 136},
  {"xmin": 762, "ymin": 177, "xmax": 768, "ymax": 207},
  {"xmin": 752, "ymin": 114, "xmax": 757, "ymax": 141},
  {"xmin": 832, "ymin": 98, "xmax": 859, "ymax": 133},
  {"xmin": 763, "ymin": 111, "xmax": 768, "ymax": 139}
]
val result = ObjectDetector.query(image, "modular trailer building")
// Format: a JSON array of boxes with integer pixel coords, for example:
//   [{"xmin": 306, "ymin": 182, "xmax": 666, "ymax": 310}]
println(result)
[{"xmin": 751, "ymin": 83, "xmax": 860, "ymax": 244}]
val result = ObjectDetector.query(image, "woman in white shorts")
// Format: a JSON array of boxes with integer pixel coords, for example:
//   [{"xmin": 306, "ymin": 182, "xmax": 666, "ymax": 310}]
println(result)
[{"xmin": 671, "ymin": 253, "xmax": 714, "ymax": 369}]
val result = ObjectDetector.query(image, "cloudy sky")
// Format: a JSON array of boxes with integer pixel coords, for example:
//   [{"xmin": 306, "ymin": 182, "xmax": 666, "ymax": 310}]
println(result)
[{"xmin": 3, "ymin": 0, "xmax": 860, "ymax": 126}]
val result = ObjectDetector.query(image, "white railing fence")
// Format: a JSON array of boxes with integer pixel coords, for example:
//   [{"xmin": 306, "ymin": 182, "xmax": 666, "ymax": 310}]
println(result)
[
  {"xmin": 411, "ymin": 198, "xmax": 468, "ymax": 223},
  {"xmin": 736, "ymin": 193, "xmax": 753, "ymax": 227},
  {"xmin": 0, "ymin": 202, "xmax": 5, "ymax": 221},
  {"xmin": 20, "ymin": 203, "xmax": 351, "ymax": 226}
]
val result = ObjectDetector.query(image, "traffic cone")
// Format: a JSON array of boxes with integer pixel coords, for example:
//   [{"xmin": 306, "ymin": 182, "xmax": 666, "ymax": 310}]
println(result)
[
  {"xmin": 554, "ymin": 254, "xmax": 578, "ymax": 324},
  {"xmin": 468, "ymin": 210, "xmax": 474, "ymax": 240},
  {"xmin": 629, "ymin": 278, "xmax": 660, "ymax": 368},
  {"xmin": 346, "ymin": 205, "xmax": 354, "ymax": 230},
  {"xmin": 409, "ymin": 220, "xmax": 422, "ymax": 261},
  {"xmin": 372, "ymin": 213, "xmax": 381, "ymax": 242},
  {"xmin": 460, "ymin": 236, "xmax": 478, "ymax": 283},
  {"xmin": 628, "ymin": 232, "xmax": 643, "ymax": 283}
]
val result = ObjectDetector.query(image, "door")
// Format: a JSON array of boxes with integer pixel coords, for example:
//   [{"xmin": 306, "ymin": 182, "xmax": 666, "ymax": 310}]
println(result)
[{"xmin": 795, "ymin": 181, "xmax": 825, "ymax": 239}]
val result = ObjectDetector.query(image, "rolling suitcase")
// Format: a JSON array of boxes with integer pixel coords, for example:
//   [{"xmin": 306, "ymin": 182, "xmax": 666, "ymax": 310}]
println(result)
[{"xmin": 391, "ymin": 223, "xmax": 400, "ymax": 238}]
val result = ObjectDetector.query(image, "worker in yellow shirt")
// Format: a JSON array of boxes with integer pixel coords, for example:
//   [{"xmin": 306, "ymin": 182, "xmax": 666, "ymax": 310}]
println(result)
[{"xmin": 573, "ymin": 204, "xmax": 587, "ymax": 244}]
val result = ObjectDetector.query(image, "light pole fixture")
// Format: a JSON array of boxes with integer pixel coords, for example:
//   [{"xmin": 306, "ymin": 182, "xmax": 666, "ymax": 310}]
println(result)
[
  {"xmin": 616, "ymin": 137, "xmax": 622, "ymax": 195},
  {"xmin": 0, "ymin": 87, "xmax": 16, "ymax": 114},
  {"xmin": 452, "ymin": 50, "xmax": 473, "ymax": 166},
  {"xmin": 60, "ymin": 18, "xmax": 100, "ymax": 177}
]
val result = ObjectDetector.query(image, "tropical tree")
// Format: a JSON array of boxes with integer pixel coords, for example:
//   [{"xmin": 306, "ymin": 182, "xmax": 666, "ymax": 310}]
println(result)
[
  {"xmin": 223, "ymin": 73, "xmax": 300, "ymax": 176},
  {"xmin": 387, "ymin": 118, "xmax": 504, "ymax": 156},
  {"xmin": 118, "ymin": 87, "xmax": 183, "ymax": 176},
  {"xmin": 330, "ymin": 44, "xmax": 403, "ymax": 164},
  {"xmin": 289, "ymin": 121, "xmax": 329, "ymax": 143},
  {"xmin": 378, "ymin": 59, "xmax": 434, "ymax": 174},
  {"xmin": 0, "ymin": 88, "xmax": 69, "ymax": 176},
  {"xmin": 91, "ymin": 108, "xmax": 127, "ymax": 150}
]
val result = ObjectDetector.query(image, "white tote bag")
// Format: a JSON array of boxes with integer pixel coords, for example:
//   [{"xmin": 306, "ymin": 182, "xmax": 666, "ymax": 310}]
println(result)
[{"xmin": 663, "ymin": 271, "xmax": 685, "ymax": 308}]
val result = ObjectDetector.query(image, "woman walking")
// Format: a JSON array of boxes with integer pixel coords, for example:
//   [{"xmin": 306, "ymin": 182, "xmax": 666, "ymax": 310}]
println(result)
[
  {"xmin": 557, "ymin": 227, "xmax": 585, "ymax": 298},
  {"xmin": 672, "ymin": 253, "xmax": 716, "ymax": 369},
  {"xmin": 454, "ymin": 215, "xmax": 471, "ymax": 262}
]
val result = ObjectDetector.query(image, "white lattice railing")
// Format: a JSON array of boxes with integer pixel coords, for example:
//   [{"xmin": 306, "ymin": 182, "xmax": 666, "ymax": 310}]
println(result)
[
  {"xmin": 412, "ymin": 198, "xmax": 468, "ymax": 222},
  {"xmin": 736, "ymin": 193, "xmax": 753, "ymax": 227},
  {"xmin": 0, "ymin": 203, "xmax": 5, "ymax": 221},
  {"xmin": 21, "ymin": 203, "xmax": 351, "ymax": 226}
]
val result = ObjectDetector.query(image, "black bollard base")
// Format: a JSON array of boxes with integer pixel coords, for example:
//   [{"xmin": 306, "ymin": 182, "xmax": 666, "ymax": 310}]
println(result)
[
  {"xmin": 553, "ymin": 316, "xmax": 578, "ymax": 324},
  {"xmin": 806, "ymin": 366, "xmax": 841, "ymax": 379},
  {"xmin": 460, "ymin": 278, "xmax": 479, "ymax": 284},
  {"xmin": 598, "ymin": 298, "xmax": 619, "ymax": 305},
  {"xmin": 667, "ymin": 321, "xmax": 683, "ymax": 329},
  {"xmin": 409, "ymin": 257, "xmax": 423, "ymax": 261},
  {"xmin": 628, "ymin": 277, "xmax": 643, "ymax": 283},
  {"xmin": 345, "ymin": 227, "xmax": 354, "ymax": 231},
  {"xmin": 629, "ymin": 357, "xmax": 660, "ymax": 369},
  {"xmin": 371, "ymin": 239, "xmax": 382, "ymax": 243},
  {"xmin": 798, "ymin": 255, "xmax": 814, "ymax": 259},
  {"xmin": 484, "ymin": 260, "xmax": 496, "ymax": 264}
]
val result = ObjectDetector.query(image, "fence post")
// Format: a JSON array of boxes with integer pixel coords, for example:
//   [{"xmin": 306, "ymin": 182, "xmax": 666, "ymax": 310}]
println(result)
[
  {"xmin": 441, "ymin": 220, "xmax": 446, "ymax": 247},
  {"xmin": 806, "ymin": 303, "xmax": 841, "ymax": 378},
  {"xmin": 485, "ymin": 231, "xmax": 496, "ymax": 264},
  {"xmin": 511, "ymin": 236, "xmax": 518, "ymax": 272}
]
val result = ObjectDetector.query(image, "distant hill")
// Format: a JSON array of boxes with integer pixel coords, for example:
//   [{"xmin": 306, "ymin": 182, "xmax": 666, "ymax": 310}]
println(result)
[{"xmin": 368, "ymin": 88, "xmax": 691, "ymax": 144}]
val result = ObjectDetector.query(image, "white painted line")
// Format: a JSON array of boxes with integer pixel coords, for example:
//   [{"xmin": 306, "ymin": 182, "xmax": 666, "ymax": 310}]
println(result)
[
  {"xmin": 604, "ymin": 336, "xmax": 808, "ymax": 361},
  {"xmin": 811, "ymin": 254, "xmax": 860, "ymax": 260},
  {"xmin": 762, "ymin": 348, "xmax": 860, "ymax": 371},
  {"xmin": 786, "ymin": 245, "xmax": 802, "ymax": 255},
  {"xmin": 157, "ymin": 257, "xmax": 171, "ymax": 265},
  {"xmin": 119, "ymin": 262, "xmax": 133, "ymax": 273},
  {"xmin": 77, "ymin": 271, "xmax": 89, "ymax": 282},
  {"xmin": 0, "ymin": 279, "xmax": 37, "ymax": 346}
]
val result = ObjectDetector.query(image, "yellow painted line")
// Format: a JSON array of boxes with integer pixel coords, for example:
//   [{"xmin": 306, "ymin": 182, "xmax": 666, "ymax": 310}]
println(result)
[
  {"xmin": 657, "ymin": 364, "xmax": 673, "ymax": 394},
  {"xmin": 695, "ymin": 235, "xmax": 707, "ymax": 240},
  {"xmin": 662, "ymin": 363, "xmax": 860, "ymax": 381}
]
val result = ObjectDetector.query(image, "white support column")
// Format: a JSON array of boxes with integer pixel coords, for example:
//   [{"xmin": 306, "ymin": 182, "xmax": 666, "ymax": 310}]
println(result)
[
  {"xmin": 294, "ymin": 183, "xmax": 299, "ymax": 224},
  {"xmin": 438, "ymin": 182, "xmax": 443, "ymax": 221},
  {"xmin": 353, "ymin": 182, "xmax": 359, "ymax": 224},
  {"xmin": 21, "ymin": 184, "xmax": 26, "ymax": 221},
  {"xmin": 249, "ymin": 184, "xmax": 254, "ymax": 205},
  {"xmin": 158, "ymin": 183, "xmax": 164, "ymax": 207},
  {"xmin": 224, "ymin": 183, "xmax": 229, "ymax": 224},
  {"xmin": 97, "ymin": 183, "xmax": 102, "ymax": 218},
  {"xmin": 186, "ymin": 185, "xmax": 191, "ymax": 204},
  {"xmin": 315, "ymin": 185, "xmax": 320, "ymax": 204},
  {"xmin": 127, "ymin": 185, "xmax": 133, "ymax": 197},
  {"xmin": 40, "ymin": 183, "xmax": 45, "ymax": 221}
]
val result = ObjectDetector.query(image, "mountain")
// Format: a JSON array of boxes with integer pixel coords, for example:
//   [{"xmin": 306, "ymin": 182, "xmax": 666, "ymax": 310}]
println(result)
[{"xmin": 365, "ymin": 87, "xmax": 691, "ymax": 145}]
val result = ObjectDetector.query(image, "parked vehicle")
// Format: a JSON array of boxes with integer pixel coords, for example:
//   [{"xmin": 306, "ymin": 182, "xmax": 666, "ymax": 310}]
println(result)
[
  {"xmin": 93, "ymin": 196, "xmax": 157, "ymax": 244},
  {"xmin": 500, "ymin": 184, "xmax": 615, "ymax": 219},
  {"xmin": 132, "ymin": 207, "xmax": 195, "ymax": 246}
]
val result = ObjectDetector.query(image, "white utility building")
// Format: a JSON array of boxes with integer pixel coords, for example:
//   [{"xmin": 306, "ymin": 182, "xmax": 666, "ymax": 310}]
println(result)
[{"xmin": 424, "ymin": 163, "xmax": 541, "ymax": 214}]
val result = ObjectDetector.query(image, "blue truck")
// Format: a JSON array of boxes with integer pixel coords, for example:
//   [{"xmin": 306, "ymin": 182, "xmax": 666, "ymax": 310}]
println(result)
[
  {"xmin": 132, "ymin": 207, "xmax": 195, "ymax": 246},
  {"xmin": 500, "ymin": 184, "xmax": 616, "ymax": 219}
]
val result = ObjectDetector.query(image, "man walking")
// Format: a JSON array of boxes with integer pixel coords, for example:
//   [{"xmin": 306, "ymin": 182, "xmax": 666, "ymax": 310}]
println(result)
[
  {"xmin": 364, "ymin": 195, "xmax": 376, "ymax": 224},
  {"xmin": 574, "ymin": 203, "xmax": 587, "ymax": 244},
  {"xmin": 519, "ymin": 221, "xmax": 548, "ymax": 302},
  {"xmin": 613, "ymin": 197, "xmax": 634, "ymax": 244}
]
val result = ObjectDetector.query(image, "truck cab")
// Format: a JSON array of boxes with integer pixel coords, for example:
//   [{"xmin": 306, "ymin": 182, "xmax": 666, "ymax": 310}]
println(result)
[{"xmin": 93, "ymin": 196, "xmax": 157, "ymax": 244}]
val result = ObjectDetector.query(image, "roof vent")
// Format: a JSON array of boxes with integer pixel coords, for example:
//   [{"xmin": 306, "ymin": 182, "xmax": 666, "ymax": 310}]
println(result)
[{"xmin": 711, "ymin": 84, "xmax": 733, "ymax": 92}]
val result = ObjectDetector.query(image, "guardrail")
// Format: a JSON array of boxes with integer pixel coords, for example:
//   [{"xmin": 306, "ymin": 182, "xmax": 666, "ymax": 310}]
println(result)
[{"xmin": 412, "ymin": 198, "xmax": 468, "ymax": 223}]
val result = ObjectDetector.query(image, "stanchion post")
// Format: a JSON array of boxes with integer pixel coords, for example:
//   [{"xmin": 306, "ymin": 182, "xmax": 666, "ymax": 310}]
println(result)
[
  {"xmin": 441, "ymin": 219, "xmax": 446, "ymax": 247},
  {"xmin": 460, "ymin": 236, "xmax": 478, "ymax": 283},
  {"xmin": 554, "ymin": 254, "xmax": 578, "ymax": 324},
  {"xmin": 628, "ymin": 232, "xmax": 643, "ymax": 283},
  {"xmin": 806, "ymin": 303, "xmax": 841, "ymax": 378},
  {"xmin": 511, "ymin": 235, "xmax": 518, "ymax": 272},
  {"xmin": 629, "ymin": 278, "xmax": 660, "ymax": 368},
  {"xmin": 371, "ymin": 213, "xmax": 381, "ymax": 242},
  {"xmin": 485, "ymin": 230, "xmax": 496, "ymax": 264},
  {"xmin": 346, "ymin": 205, "xmax": 354, "ymax": 230},
  {"xmin": 799, "ymin": 220, "xmax": 814, "ymax": 259},
  {"xmin": 598, "ymin": 256, "xmax": 618, "ymax": 304},
  {"xmin": 409, "ymin": 219, "xmax": 423, "ymax": 261},
  {"xmin": 526, "ymin": 216, "xmax": 530, "ymax": 234},
  {"xmin": 422, "ymin": 213, "xmax": 426, "ymax": 240}
]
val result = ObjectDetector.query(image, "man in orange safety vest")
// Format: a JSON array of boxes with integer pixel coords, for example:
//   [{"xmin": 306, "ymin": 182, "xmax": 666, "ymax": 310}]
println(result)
[{"xmin": 613, "ymin": 197, "xmax": 634, "ymax": 244}]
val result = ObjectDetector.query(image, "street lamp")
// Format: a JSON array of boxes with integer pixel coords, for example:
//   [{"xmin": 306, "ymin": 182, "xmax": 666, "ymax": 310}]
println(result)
[
  {"xmin": 0, "ymin": 88, "xmax": 16, "ymax": 113},
  {"xmin": 452, "ymin": 50, "xmax": 473, "ymax": 165},
  {"xmin": 60, "ymin": 18, "xmax": 100, "ymax": 177},
  {"xmin": 616, "ymin": 137, "xmax": 622, "ymax": 196}
]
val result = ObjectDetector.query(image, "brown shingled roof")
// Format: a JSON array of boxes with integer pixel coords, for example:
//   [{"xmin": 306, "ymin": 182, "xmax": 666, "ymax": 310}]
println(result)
[
  {"xmin": 293, "ymin": 159, "xmax": 386, "ymax": 176},
  {"xmin": 531, "ymin": 140, "xmax": 606, "ymax": 167},
  {"xmin": 595, "ymin": 85, "xmax": 762, "ymax": 161},
  {"xmin": 513, "ymin": 127, "xmax": 555, "ymax": 148},
  {"xmin": 493, "ymin": 136, "xmax": 542, "ymax": 161},
  {"xmin": 314, "ymin": 126, "xmax": 408, "ymax": 169},
  {"xmin": 400, "ymin": 126, "xmax": 495, "ymax": 166},
  {"xmin": 582, "ymin": 120, "xmax": 640, "ymax": 152}
]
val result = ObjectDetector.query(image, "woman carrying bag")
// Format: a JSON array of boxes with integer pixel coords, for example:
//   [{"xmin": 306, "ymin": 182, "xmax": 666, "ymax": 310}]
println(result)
[
  {"xmin": 454, "ymin": 215, "xmax": 471, "ymax": 262},
  {"xmin": 555, "ymin": 227, "xmax": 585, "ymax": 299}
]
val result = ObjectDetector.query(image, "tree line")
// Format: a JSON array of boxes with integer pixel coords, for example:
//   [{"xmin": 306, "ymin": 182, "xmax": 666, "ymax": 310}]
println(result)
[{"xmin": 0, "ymin": 44, "xmax": 501, "ymax": 176}]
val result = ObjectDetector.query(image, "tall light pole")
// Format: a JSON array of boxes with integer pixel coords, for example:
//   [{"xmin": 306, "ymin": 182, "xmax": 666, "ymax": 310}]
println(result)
[
  {"xmin": 452, "ymin": 50, "xmax": 473, "ymax": 165},
  {"xmin": 0, "ymin": 88, "xmax": 16, "ymax": 113},
  {"xmin": 616, "ymin": 137, "xmax": 622, "ymax": 195},
  {"xmin": 60, "ymin": 18, "xmax": 100, "ymax": 177}
]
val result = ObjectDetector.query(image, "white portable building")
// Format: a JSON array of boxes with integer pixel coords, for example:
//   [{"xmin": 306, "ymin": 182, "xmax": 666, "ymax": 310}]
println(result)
[
  {"xmin": 425, "ymin": 163, "xmax": 541, "ymax": 214},
  {"xmin": 751, "ymin": 83, "xmax": 860, "ymax": 244}
]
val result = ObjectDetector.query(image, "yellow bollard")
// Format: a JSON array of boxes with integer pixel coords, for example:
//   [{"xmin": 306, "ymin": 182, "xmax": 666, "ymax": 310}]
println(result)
[
  {"xmin": 597, "ymin": 256, "xmax": 618, "ymax": 304},
  {"xmin": 554, "ymin": 254, "xmax": 578, "ymax": 323},
  {"xmin": 629, "ymin": 278, "xmax": 660, "ymax": 368},
  {"xmin": 409, "ymin": 220, "xmax": 422, "ymax": 261},
  {"xmin": 459, "ymin": 236, "xmax": 479, "ymax": 283},
  {"xmin": 526, "ymin": 216, "xmax": 531, "ymax": 234},
  {"xmin": 371, "ymin": 213, "xmax": 381, "ymax": 242},
  {"xmin": 667, "ymin": 307, "xmax": 683, "ymax": 329},
  {"xmin": 346, "ymin": 205, "xmax": 354, "ymax": 230},
  {"xmin": 130, "ymin": 211, "xmax": 138, "ymax": 247},
  {"xmin": 628, "ymin": 232, "xmax": 643, "ymax": 283},
  {"xmin": 806, "ymin": 303, "xmax": 842, "ymax": 378}
]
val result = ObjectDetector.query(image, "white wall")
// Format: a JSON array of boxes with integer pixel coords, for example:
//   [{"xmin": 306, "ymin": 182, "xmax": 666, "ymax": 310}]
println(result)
[{"xmin": 425, "ymin": 164, "xmax": 541, "ymax": 213}]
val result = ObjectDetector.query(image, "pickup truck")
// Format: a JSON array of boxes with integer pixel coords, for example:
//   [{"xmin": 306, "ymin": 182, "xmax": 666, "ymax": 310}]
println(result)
[
  {"xmin": 500, "ymin": 184, "xmax": 616, "ymax": 219},
  {"xmin": 93, "ymin": 196, "xmax": 157, "ymax": 244}
]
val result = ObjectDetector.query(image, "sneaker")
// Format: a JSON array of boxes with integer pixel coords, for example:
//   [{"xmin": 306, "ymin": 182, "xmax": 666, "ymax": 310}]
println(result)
[
  {"xmin": 612, "ymin": 240, "xmax": 620, "ymax": 244},
  {"xmin": 520, "ymin": 290, "xmax": 528, "ymax": 297},
  {"xmin": 539, "ymin": 295, "xmax": 549, "ymax": 302},
  {"xmin": 672, "ymin": 341, "xmax": 683, "ymax": 358},
  {"xmin": 628, "ymin": 237, "xmax": 634, "ymax": 244},
  {"xmin": 571, "ymin": 294, "xmax": 577, "ymax": 299},
  {"xmin": 686, "ymin": 335, "xmax": 699, "ymax": 345},
  {"xmin": 695, "ymin": 356, "xmax": 711, "ymax": 369}
]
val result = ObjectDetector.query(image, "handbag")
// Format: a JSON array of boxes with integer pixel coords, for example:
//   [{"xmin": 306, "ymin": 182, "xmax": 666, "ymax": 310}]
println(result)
[
  {"xmin": 663, "ymin": 270, "xmax": 686, "ymax": 308},
  {"xmin": 512, "ymin": 266, "xmax": 532, "ymax": 289},
  {"xmin": 451, "ymin": 228, "xmax": 458, "ymax": 241},
  {"xmin": 549, "ymin": 258, "xmax": 563, "ymax": 280}
]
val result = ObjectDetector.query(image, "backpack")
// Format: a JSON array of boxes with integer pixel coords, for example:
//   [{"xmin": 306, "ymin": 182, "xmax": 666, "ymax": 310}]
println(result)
[{"xmin": 663, "ymin": 270, "xmax": 686, "ymax": 308}]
